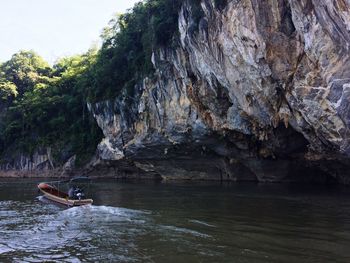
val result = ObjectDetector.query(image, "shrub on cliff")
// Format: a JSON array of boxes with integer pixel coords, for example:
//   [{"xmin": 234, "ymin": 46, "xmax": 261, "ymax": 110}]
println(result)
[
  {"xmin": 88, "ymin": 0, "xmax": 183, "ymax": 102},
  {"xmin": 0, "ymin": 0, "xmax": 207, "ymax": 165}
]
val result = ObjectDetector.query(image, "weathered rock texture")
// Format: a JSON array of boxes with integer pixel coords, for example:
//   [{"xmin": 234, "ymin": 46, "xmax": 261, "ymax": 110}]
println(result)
[
  {"xmin": 0, "ymin": 148, "xmax": 75, "ymax": 178},
  {"xmin": 88, "ymin": 0, "xmax": 350, "ymax": 183},
  {"xmin": 0, "ymin": 148, "xmax": 54, "ymax": 171},
  {"xmin": 0, "ymin": 148, "xmax": 62, "ymax": 178}
]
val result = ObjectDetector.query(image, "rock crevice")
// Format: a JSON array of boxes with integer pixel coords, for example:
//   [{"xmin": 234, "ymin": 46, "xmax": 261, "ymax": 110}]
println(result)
[
  {"xmin": 4, "ymin": 0, "xmax": 348, "ymax": 182},
  {"xmin": 89, "ymin": 0, "xmax": 350, "ymax": 183}
]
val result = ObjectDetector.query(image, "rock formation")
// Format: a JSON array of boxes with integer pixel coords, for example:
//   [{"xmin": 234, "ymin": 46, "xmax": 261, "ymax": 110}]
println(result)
[{"xmin": 89, "ymin": 0, "xmax": 350, "ymax": 183}]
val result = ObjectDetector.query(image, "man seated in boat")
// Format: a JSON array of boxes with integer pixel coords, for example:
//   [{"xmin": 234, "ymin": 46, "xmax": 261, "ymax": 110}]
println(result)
[{"xmin": 68, "ymin": 185, "xmax": 85, "ymax": 200}]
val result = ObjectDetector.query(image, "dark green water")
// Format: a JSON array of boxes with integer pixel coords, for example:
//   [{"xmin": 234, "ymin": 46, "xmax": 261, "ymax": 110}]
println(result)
[{"xmin": 1, "ymin": 179, "xmax": 350, "ymax": 262}]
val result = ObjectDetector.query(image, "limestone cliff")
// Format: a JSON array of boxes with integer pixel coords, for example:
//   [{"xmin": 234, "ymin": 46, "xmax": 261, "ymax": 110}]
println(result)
[
  {"xmin": 88, "ymin": 0, "xmax": 350, "ymax": 183},
  {"xmin": 0, "ymin": 148, "xmax": 54, "ymax": 171}
]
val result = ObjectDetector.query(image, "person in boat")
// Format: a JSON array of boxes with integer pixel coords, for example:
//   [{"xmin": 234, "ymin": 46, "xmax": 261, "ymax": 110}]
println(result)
[
  {"xmin": 68, "ymin": 185, "xmax": 76, "ymax": 199},
  {"xmin": 68, "ymin": 185, "xmax": 85, "ymax": 200}
]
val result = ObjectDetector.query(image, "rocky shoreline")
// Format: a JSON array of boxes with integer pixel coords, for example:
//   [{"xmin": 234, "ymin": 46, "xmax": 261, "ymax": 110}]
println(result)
[{"xmin": 0, "ymin": 170, "xmax": 65, "ymax": 179}]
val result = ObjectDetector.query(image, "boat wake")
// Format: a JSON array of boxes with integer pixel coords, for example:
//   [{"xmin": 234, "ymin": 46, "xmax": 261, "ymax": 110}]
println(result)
[
  {"xmin": 160, "ymin": 225, "xmax": 211, "ymax": 238},
  {"xmin": 0, "ymin": 200, "xmax": 213, "ymax": 262},
  {"xmin": 61, "ymin": 204, "xmax": 149, "ymax": 217},
  {"xmin": 189, "ymin": 219, "xmax": 217, "ymax": 228},
  {"xmin": 59, "ymin": 205, "xmax": 149, "ymax": 226},
  {"xmin": 0, "ymin": 201, "xmax": 150, "ymax": 262}
]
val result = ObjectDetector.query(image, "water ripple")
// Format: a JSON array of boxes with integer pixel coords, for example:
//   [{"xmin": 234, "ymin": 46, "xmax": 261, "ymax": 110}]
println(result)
[
  {"xmin": 2, "ymin": 181, "xmax": 350, "ymax": 263},
  {"xmin": 0, "ymin": 201, "xmax": 150, "ymax": 262}
]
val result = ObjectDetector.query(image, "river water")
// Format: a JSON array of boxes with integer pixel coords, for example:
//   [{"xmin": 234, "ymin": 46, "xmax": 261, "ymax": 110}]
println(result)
[{"xmin": 1, "ymin": 179, "xmax": 350, "ymax": 262}]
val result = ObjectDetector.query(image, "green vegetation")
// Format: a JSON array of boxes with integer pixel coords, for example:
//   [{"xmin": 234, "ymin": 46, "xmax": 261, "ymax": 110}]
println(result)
[
  {"xmin": 0, "ymin": 50, "xmax": 103, "ymax": 165},
  {"xmin": 0, "ymin": 0, "xmax": 205, "ymax": 166},
  {"xmin": 0, "ymin": 81, "xmax": 17, "ymax": 103},
  {"xmin": 89, "ymin": 0, "xmax": 183, "ymax": 101}
]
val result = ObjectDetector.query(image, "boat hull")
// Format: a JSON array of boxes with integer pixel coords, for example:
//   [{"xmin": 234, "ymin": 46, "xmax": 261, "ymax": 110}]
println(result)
[{"xmin": 38, "ymin": 183, "xmax": 93, "ymax": 206}]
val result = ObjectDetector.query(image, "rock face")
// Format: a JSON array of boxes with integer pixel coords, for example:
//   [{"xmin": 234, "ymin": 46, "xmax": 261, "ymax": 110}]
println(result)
[
  {"xmin": 90, "ymin": 0, "xmax": 350, "ymax": 183},
  {"xmin": 0, "ymin": 148, "xmax": 76, "ymax": 178},
  {"xmin": 0, "ymin": 148, "xmax": 54, "ymax": 171}
]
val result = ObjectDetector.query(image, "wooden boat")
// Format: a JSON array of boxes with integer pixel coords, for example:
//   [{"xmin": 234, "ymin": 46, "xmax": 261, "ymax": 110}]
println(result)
[{"xmin": 38, "ymin": 181, "xmax": 93, "ymax": 207}]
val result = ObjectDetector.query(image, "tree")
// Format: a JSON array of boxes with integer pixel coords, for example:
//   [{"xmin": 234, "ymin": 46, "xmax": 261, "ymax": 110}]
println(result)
[
  {"xmin": 0, "ymin": 50, "xmax": 51, "ymax": 96},
  {"xmin": 0, "ymin": 80, "xmax": 18, "ymax": 100},
  {"xmin": 0, "ymin": 0, "xmax": 194, "ymax": 165},
  {"xmin": 88, "ymin": 0, "xmax": 183, "ymax": 102}
]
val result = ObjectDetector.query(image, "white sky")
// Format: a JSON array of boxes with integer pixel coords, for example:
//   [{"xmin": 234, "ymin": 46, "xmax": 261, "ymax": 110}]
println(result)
[{"xmin": 0, "ymin": 0, "xmax": 140, "ymax": 64}]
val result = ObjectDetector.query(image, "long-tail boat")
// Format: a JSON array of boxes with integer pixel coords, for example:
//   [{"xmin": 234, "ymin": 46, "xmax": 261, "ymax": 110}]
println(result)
[{"xmin": 38, "ymin": 177, "xmax": 93, "ymax": 206}]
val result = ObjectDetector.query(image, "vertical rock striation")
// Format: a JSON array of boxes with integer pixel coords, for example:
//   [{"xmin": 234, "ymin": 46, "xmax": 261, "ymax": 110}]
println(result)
[{"xmin": 90, "ymin": 0, "xmax": 350, "ymax": 182}]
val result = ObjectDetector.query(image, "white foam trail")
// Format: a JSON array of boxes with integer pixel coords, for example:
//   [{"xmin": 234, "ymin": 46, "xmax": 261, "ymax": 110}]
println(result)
[
  {"xmin": 62, "ymin": 205, "xmax": 147, "ymax": 215},
  {"xmin": 189, "ymin": 219, "xmax": 216, "ymax": 228},
  {"xmin": 0, "ymin": 244, "xmax": 14, "ymax": 255},
  {"xmin": 161, "ymin": 225, "xmax": 211, "ymax": 238}
]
